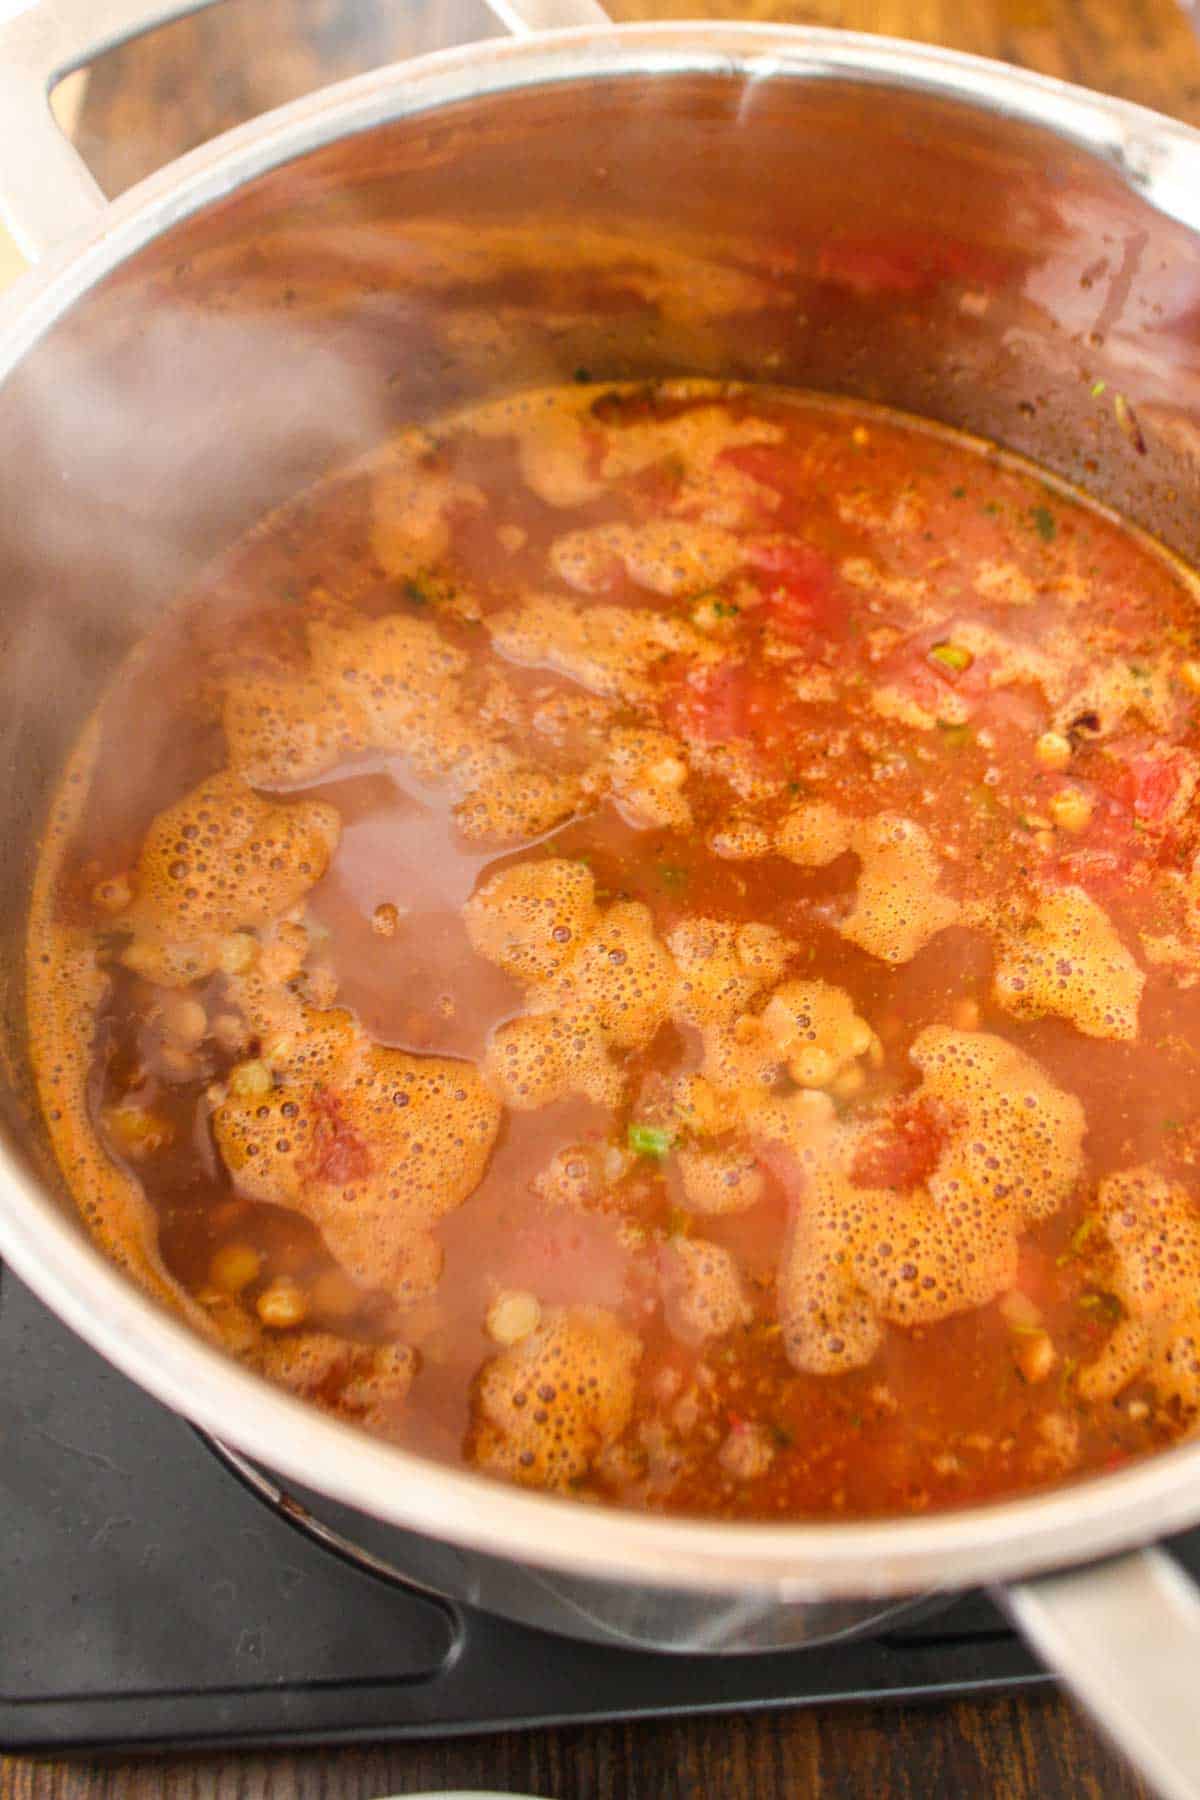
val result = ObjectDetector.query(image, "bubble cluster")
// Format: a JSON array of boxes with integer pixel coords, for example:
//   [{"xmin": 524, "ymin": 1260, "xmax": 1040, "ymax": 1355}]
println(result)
[
  {"xmin": 1053, "ymin": 653, "xmax": 1175, "ymax": 739},
  {"xmin": 224, "ymin": 668, "xmax": 368, "ymax": 788},
  {"xmin": 213, "ymin": 1006, "xmax": 501, "ymax": 1302},
  {"xmin": 470, "ymin": 1304, "xmax": 641, "ymax": 1492},
  {"xmin": 463, "ymin": 858, "xmax": 597, "ymax": 986},
  {"xmin": 551, "ymin": 520, "xmax": 747, "ymax": 600},
  {"xmin": 779, "ymin": 1027, "xmax": 1087, "ymax": 1375},
  {"xmin": 452, "ymin": 767, "xmax": 584, "ymax": 843},
  {"xmin": 992, "ymin": 883, "xmax": 1145, "ymax": 1041},
  {"xmin": 122, "ymin": 772, "xmax": 340, "ymax": 985},
  {"xmin": 661, "ymin": 1237, "xmax": 752, "ymax": 1346},
  {"xmin": 760, "ymin": 980, "xmax": 882, "ymax": 1091},
  {"xmin": 369, "ymin": 427, "xmax": 483, "ymax": 578},
  {"xmin": 1078, "ymin": 1167, "xmax": 1200, "ymax": 1414},
  {"xmin": 466, "ymin": 860, "xmax": 675, "ymax": 1109},
  {"xmin": 309, "ymin": 613, "xmax": 469, "ymax": 754},
  {"xmin": 667, "ymin": 918, "xmax": 794, "ymax": 1029},
  {"xmin": 776, "ymin": 805, "xmax": 960, "ymax": 965},
  {"xmin": 488, "ymin": 595, "xmax": 718, "ymax": 706},
  {"xmin": 605, "ymin": 727, "xmax": 692, "ymax": 833},
  {"xmin": 464, "ymin": 381, "xmax": 781, "ymax": 511}
]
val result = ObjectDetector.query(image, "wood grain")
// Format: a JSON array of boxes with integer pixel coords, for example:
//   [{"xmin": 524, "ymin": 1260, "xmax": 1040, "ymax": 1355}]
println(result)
[
  {"xmin": 0, "ymin": 1694, "xmax": 1155, "ymax": 1799},
  {"xmin": 6, "ymin": 0, "xmax": 1200, "ymax": 1794}
]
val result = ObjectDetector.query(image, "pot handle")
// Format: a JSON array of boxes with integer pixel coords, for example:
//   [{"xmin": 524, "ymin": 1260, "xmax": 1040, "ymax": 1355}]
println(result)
[
  {"xmin": 0, "ymin": 0, "xmax": 611, "ymax": 264},
  {"xmin": 999, "ymin": 1546, "xmax": 1200, "ymax": 1800}
]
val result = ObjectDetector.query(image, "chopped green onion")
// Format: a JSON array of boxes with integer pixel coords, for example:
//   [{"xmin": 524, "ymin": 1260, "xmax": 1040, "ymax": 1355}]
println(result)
[
  {"xmin": 628, "ymin": 1122, "xmax": 674, "ymax": 1160},
  {"xmin": 658, "ymin": 863, "xmax": 688, "ymax": 893},
  {"xmin": 1030, "ymin": 504, "xmax": 1057, "ymax": 542},
  {"xmin": 929, "ymin": 641, "xmax": 974, "ymax": 674}
]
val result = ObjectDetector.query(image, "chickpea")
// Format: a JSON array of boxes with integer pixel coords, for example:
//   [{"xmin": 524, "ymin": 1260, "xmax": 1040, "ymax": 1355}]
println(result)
[
  {"xmin": 1050, "ymin": 786, "xmax": 1095, "ymax": 833},
  {"xmin": 1014, "ymin": 1330, "xmax": 1056, "ymax": 1385},
  {"xmin": 229, "ymin": 1058, "xmax": 272, "ymax": 1099},
  {"xmin": 260, "ymin": 923, "xmax": 308, "ymax": 983},
  {"xmin": 211, "ymin": 1012, "xmax": 248, "ymax": 1054},
  {"xmin": 790, "ymin": 1046, "xmax": 836, "ymax": 1089},
  {"xmin": 161, "ymin": 993, "xmax": 207, "ymax": 1046},
  {"xmin": 486, "ymin": 1289, "xmax": 541, "ymax": 1346},
  {"xmin": 217, "ymin": 933, "xmax": 258, "ymax": 976},
  {"xmin": 209, "ymin": 1242, "xmax": 262, "ymax": 1295},
  {"xmin": 1035, "ymin": 730, "xmax": 1072, "ymax": 772},
  {"xmin": 103, "ymin": 1102, "xmax": 172, "ymax": 1160},
  {"xmin": 256, "ymin": 1277, "xmax": 309, "ymax": 1329}
]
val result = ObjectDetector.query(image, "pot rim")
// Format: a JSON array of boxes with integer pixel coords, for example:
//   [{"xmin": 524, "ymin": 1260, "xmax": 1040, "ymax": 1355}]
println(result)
[{"xmin": 3, "ymin": 20, "xmax": 1200, "ymax": 1599}]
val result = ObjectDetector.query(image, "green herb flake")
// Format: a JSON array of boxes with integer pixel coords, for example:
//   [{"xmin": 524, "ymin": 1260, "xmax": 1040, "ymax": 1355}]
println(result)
[
  {"xmin": 658, "ymin": 863, "xmax": 688, "ymax": 894},
  {"xmin": 1058, "ymin": 1215, "xmax": 1101, "ymax": 1265},
  {"xmin": 1030, "ymin": 504, "xmax": 1057, "ymax": 542},
  {"xmin": 628, "ymin": 1122, "xmax": 674, "ymax": 1161},
  {"xmin": 951, "ymin": 484, "xmax": 967, "ymax": 499},
  {"xmin": 712, "ymin": 599, "xmax": 740, "ymax": 619},
  {"xmin": 1164, "ymin": 1118, "xmax": 1184, "ymax": 1133},
  {"xmin": 1091, "ymin": 379, "xmax": 1107, "ymax": 398},
  {"xmin": 403, "ymin": 576, "xmax": 431, "ymax": 606}
]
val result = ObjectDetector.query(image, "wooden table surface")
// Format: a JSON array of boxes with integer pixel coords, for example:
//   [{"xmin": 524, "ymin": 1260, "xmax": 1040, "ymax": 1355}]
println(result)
[{"xmin": 5, "ymin": 0, "xmax": 1200, "ymax": 1795}]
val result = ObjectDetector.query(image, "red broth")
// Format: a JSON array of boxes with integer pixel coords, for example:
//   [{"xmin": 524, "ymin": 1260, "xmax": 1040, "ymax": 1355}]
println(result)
[{"xmin": 28, "ymin": 381, "xmax": 1200, "ymax": 1518}]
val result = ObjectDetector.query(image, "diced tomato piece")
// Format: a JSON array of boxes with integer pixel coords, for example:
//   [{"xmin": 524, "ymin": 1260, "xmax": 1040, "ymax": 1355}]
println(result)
[
  {"xmin": 1045, "ymin": 792, "xmax": 1143, "ymax": 893},
  {"xmin": 745, "ymin": 539, "xmax": 848, "ymax": 642},
  {"xmin": 309, "ymin": 1097, "xmax": 372, "ymax": 1186},
  {"xmin": 720, "ymin": 443, "xmax": 811, "ymax": 501},
  {"xmin": 1116, "ymin": 750, "xmax": 1193, "ymax": 829},
  {"xmin": 816, "ymin": 231, "xmax": 1012, "ymax": 297},
  {"xmin": 665, "ymin": 661, "xmax": 758, "ymax": 743},
  {"xmin": 624, "ymin": 459, "xmax": 683, "ymax": 518},
  {"xmin": 850, "ymin": 1098, "xmax": 949, "ymax": 1193}
]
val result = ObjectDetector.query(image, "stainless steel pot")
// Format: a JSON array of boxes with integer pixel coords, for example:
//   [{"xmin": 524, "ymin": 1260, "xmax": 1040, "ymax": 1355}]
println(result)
[{"xmin": 3, "ymin": 0, "xmax": 1200, "ymax": 1788}]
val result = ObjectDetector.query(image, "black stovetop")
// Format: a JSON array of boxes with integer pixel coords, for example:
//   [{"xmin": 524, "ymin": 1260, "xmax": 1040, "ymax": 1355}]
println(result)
[{"xmin": 0, "ymin": 1260, "xmax": 1070, "ymax": 1756}]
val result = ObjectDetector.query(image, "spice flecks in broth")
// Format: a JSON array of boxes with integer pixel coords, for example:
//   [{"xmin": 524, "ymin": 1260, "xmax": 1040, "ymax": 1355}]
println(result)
[{"xmin": 27, "ymin": 380, "xmax": 1200, "ymax": 1520}]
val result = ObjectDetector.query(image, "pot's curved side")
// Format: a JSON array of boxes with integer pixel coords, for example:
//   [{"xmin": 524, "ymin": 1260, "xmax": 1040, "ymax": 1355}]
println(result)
[{"xmin": 1, "ymin": 8, "xmax": 1200, "ymax": 1610}]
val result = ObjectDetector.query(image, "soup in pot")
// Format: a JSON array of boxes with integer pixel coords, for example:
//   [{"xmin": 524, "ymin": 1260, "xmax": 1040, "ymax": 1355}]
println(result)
[{"xmin": 28, "ymin": 379, "xmax": 1200, "ymax": 1518}]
